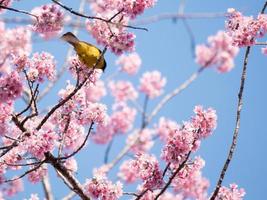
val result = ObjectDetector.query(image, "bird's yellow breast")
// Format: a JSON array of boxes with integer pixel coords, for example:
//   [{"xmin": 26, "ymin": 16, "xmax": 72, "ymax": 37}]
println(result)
[{"xmin": 74, "ymin": 41, "xmax": 105, "ymax": 70}]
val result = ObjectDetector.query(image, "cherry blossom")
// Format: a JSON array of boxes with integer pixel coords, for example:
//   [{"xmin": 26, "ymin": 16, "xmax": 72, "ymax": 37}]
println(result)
[
  {"xmin": 31, "ymin": 4, "xmax": 64, "ymax": 39},
  {"xmin": 116, "ymin": 52, "xmax": 142, "ymax": 75},
  {"xmin": 27, "ymin": 52, "xmax": 56, "ymax": 82},
  {"xmin": 139, "ymin": 70, "xmax": 166, "ymax": 98},
  {"xmin": 84, "ymin": 171, "xmax": 123, "ymax": 200},
  {"xmin": 129, "ymin": 153, "xmax": 163, "ymax": 190},
  {"xmin": 108, "ymin": 80, "xmax": 138, "ymax": 102},
  {"xmin": 226, "ymin": 8, "xmax": 267, "ymax": 47},
  {"xmin": 195, "ymin": 31, "xmax": 239, "ymax": 72},
  {"xmin": 215, "ymin": 183, "xmax": 245, "ymax": 200},
  {"xmin": 28, "ymin": 166, "xmax": 47, "ymax": 183},
  {"xmin": 0, "ymin": 71, "xmax": 23, "ymax": 103}
]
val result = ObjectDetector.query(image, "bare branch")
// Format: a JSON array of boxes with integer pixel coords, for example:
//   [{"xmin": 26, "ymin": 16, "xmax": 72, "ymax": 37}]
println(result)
[
  {"xmin": 209, "ymin": 2, "xmax": 267, "ymax": 199},
  {"xmin": 42, "ymin": 170, "xmax": 54, "ymax": 200},
  {"xmin": 45, "ymin": 152, "xmax": 90, "ymax": 200},
  {"xmin": 147, "ymin": 67, "xmax": 205, "ymax": 124},
  {"xmin": 4, "ymin": 161, "xmax": 45, "ymax": 183},
  {"xmin": 51, "ymin": 0, "xmax": 148, "ymax": 31},
  {"xmin": 0, "ymin": 4, "xmax": 38, "ymax": 20}
]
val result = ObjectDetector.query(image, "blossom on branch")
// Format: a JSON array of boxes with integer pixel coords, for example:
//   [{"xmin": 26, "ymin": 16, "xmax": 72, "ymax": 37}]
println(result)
[
  {"xmin": 31, "ymin": 4, "xmax": 64, "ymax": 39},
  {"xmin": 116, "ymin": 52, "xmax": 141, "ymax": 75},
  {"xmin": 139, "ymin": 70, "xmax": 166, "ymax": 99},
  {"xmin": 195, "ymin": 31, "xmax": 239, "ymax": 72}
]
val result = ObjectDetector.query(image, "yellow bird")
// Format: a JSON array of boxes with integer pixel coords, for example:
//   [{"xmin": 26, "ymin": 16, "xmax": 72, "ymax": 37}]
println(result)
[{"xmin": 61, "ymin": 32, "xmax": 107, "ymax": 71}]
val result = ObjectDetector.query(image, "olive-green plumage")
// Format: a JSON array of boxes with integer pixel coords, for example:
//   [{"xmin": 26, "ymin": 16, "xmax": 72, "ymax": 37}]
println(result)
[{"xmin": 61, "ymin": 32, "xmax": 106, "ymax": 71}]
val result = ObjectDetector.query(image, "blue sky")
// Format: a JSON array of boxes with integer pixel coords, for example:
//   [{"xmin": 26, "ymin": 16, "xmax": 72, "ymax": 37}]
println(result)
[{"xmin": 2, "ymin": 0, "xmax": 267, "ymax": 199}]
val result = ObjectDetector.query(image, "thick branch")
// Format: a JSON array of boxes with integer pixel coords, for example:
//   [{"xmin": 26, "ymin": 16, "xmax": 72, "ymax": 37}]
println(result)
[{"xmin": 45, "ymin": 152, "xmax": 90, "ymax": 200}]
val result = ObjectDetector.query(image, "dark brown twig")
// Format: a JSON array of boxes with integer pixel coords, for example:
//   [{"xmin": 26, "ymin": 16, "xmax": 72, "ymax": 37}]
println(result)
[
  {"xmin": 51, "ymin": 0, "xmax": 147, "ymax": 31},
  {"xmin": 45, "ymin": 152, "xmax": 90, "ymax": 200},
  {"xmin": 209, "ymin": 2, "xmax": 267, "ymax": 199},
  {"xmin": 4, "ymin": 161, "xmax": 45, "ymax": 183},
  {"xmin": 154, "ymin": 152, "xmax": 191, "ymax": 199},
  {"xmin": 0, "ymin": 5, "xmax": 38, "ymax": 20},
  {"xmin": 59, "ymin": 122, "xmax": 94, "ymax": 160}
]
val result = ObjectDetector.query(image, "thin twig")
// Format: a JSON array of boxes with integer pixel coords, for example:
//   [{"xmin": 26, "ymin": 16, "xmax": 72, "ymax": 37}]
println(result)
[
  {"xmin": 104, "ymin": 139, "xmax": 113, "ymax": 164},
  {"xmin": 209, "ymin": 2, "xmax": 267, "ymax": 199},
  {"xmin": 147, "ymin": 67, "xmax": 205, "ymax": 124},
  {"xmin": 42, "ymin": 170, "xmax": 54, "ymax": 200},
  {"xmin": 0, "ymin": 5, "xmax": 38, "ymax": 20},
  {"xmin": 58, "ymin": 116, "xmax": 71, "ymax": 157},
  {"xmin": 59, "ymin": 122, "xmax": 94, "ymax": 160},
  {"xmin": 51, "ymin": 0, "xmax": 148, "ymax": 31},
  {"xmin": 154, "ymin": 152, "xmax": 191, "ymax": 199},
  {"xmin": 4, "ymin": 161, "xmax": 45, "ymax": 183},
  {"xmin": 132, "ymin": 12, "xmax": 226, "ymax": 26}
]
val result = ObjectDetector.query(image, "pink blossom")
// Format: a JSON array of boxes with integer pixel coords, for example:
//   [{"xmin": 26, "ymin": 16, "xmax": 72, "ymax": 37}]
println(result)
[
  {"xmin": 78, "ymin": 102, "xmax": 108, "ymax": 125},
  {"xmin": 23, "ymin": 120, "xmax": 57, "ymax": 159},
  {"xmin": 57, "ymin": 118, "xmax": 86, "ymax": 151},
  {"xmin": 127, "ymin": 129, "xmax": 155, "ymax": 153},
  {"xmin": 96, "ymin": 0, "xmax": 156, "ymax": 19},
  {"xmin": 27, "ymin": 52, "xmax": 56, "ymax": 82},
  {"xmin": 92, "ymin": 123, "xmax": 114, "ymax": 144},
  {"xmin": 0, "ymin": 101, "xmax": 13, "ymax": 136},
  {"xmin": 118, "ymin": 159, "xmax": 138, "ymax": 183},
  {"xmin": 84, "ymin": 80, "xmax": 106, "ymax": 102},
  {"xmin": 31, "ymin": 4, "xmax": 64, "ymax": 39},
  {"xmin": 130, "ymin": 153, "xmax": 163, "ymax": 190},
  {"xmin": 226, "ymin": 9, "xmax": 267, "ymax": 47},
  {"xmin": 161, "ymin": 127, "xmax": 194, "ymax": 165},
  {"xmin": 28, "ymin": 166, "xmax": 47, "ymax": 183},
  {"xmin": 191, "ymin": 105, "xmax": 217, "ymax": 139},
  {"xmin": 5, "ymin": 178, "xmax": 23, "ymax": 196},
  {"xmin": 215, "ymin": 183, "xmax": 246, "ymax": 200},
  {"xmin": 139, "ymin": 70, "xmax": 166, "ymax": 98},
  {"xmin": 64, "ymin": 157, "xmax": 78, "ymax": 173},
  {"xmin": 156, "ymin": 117, "xmax": 179, "ymax": 142},
  {"xmin": 116, "ymin": 52, "xmax": 142, "ymax": 75},
  {"xmin": 84, "ymin": 173, "xmax": 123, "ymax": 200},
  {"xmin": 0, "ymin": 0, "xmax": 13, "ymax": 13},
  {"xmin": 108, "ymin": 80, "xmax": 138, "ymax": 102},
  {"xmin": 172, "ymin": 156, "xmax": 209, "ymax": 200},
  {"xmin": 195, "ymin": 31, "xmax": 239, "ymax": 73},
  {"xmin": 86, "ymin": 17, "xmax": 135, "ymax": 54},
  {"xmin": 68, "ymin": 55, "xmax": 103, "ymax": 83},
  {"xmin": 110, "ymin": 103, "xmax": 136, "ymax": 134},
  {"xmin": 12, "ymin": 54, "xmax": 29, "ymax": 72},
  {"xmin": 0, "ymin": 71, "xmax": 23, "ymax": 103},
  {"xmin": 261, "ymin": 47, "xmax": 267, "ymax": 55},
  {"xmin": 0, "ymin": 26, "xmax": 31, "ymax": 67}
]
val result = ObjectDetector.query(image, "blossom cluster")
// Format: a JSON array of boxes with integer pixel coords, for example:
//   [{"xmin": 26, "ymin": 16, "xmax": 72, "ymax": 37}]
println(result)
[
  {"xmin": 119, "ymin": 153, "xmax": 163, "ymax": 190},
  {"xmin": 195, "ymin": 31, "xmax": 239, "ymax": 72},
  {"xmin": 139, "ymin": 70, "xmax": 166, "ymax": 98},
  {"xmin": 161, "ymin": 106, "xmax": 217, "ymax": 165},
  {"xmin": 116, "ymin": 52, "xmax": 141, "ymax": 75},
  {"xmin": 31, "ymin": 4, "xmax": 65, "ymax": 39},
  {"xmin": 87, "ymin": 0, "xmax": 156, "ymax": 54},
  {"xmin": 84, "ymin": 170, "xmax": 123, "ymax": 200},
  {"xmin": 226, "ymin": 8, "xmax": 267, "ymax": 47}
]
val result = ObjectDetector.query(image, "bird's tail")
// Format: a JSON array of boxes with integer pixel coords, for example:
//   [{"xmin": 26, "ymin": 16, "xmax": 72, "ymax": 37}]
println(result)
[{"xmin": 60, "ymin": 32, "xmax": 79, "ymax": 45}]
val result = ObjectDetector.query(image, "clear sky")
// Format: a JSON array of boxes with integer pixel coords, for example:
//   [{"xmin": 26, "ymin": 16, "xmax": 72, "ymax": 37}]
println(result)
[{"xmin": 2, "ymin": 0, "xmax": 267, "ymax": 199}]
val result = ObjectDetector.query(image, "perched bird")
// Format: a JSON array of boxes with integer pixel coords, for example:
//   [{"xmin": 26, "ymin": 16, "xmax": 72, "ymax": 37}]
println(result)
[{"xmin": 61, "ymin": 32, "xmax": 107, "ymax": 71}]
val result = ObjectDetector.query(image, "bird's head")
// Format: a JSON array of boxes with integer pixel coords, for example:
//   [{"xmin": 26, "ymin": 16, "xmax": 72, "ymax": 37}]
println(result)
[{"xmin": 60, "ymin": 32, "xmax": 79, "ymax": 45}]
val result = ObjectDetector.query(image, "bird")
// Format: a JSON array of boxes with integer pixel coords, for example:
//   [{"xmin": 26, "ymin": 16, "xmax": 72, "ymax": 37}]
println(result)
[{"xmin": 60, "ymin": 32, "xmax": 107, "ymax": 71}]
